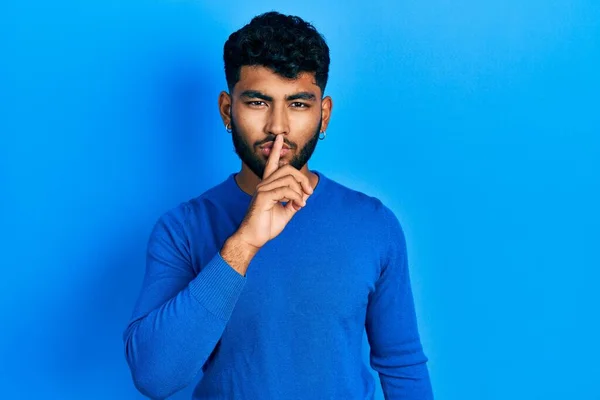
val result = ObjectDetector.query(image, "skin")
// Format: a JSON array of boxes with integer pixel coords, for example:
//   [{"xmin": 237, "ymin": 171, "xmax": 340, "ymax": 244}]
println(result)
[
  {"xmin": 218, "ymin": 65, "xmax": 333, "ymax": 196},
  {"xmin": 217, "ymin": 65, "xmax": 333, "ymax": 276}
]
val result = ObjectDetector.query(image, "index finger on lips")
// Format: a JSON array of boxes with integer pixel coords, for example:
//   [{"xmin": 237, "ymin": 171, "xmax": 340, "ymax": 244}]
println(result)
[{"xmin": 262, "ymin": 134, "xmax": 283, "ymax": 180}]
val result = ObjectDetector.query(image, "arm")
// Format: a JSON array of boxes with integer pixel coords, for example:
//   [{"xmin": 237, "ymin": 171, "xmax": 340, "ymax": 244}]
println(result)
[
  {"xmin": 365, "ymin": 205, "xmax": 434, "ymax": 400},
  {"xmin": 122, "ymin": 208, "xmax": 251, "ymax": 399}
]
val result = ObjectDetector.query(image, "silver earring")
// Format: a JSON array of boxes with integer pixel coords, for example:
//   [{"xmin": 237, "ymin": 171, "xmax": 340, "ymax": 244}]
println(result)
[
  {"xmin": 225, "ymin": 123, "xmax": 232, "ymax": 133},
  {"xmin": 319, "ymin": 130, "xmax": 326, "ymax": 140}
]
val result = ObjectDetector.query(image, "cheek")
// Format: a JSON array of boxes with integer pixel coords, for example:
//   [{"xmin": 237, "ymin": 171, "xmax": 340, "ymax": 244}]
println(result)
[
  {"xmin": 235, "ymin": 112, "xmax": 263, "ymax": 139},
  {"xmin": 291, "ymin": 110, "xmax": 320, "ymax": 129},
  {"xmin": 238, "ymin": 112, "xmax": 267, "ymax": 134}
]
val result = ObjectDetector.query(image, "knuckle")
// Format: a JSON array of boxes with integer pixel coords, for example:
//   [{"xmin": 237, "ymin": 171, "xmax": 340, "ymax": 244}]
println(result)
[{"xmin": 290, "ymin": 178, "xmax": 302, "ymax": 189}]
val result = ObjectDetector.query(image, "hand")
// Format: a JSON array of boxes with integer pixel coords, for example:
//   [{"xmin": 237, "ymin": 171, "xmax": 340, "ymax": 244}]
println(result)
[{"xmin": 235, "ymin": 134, "xmax": 314, "ymax": 250}]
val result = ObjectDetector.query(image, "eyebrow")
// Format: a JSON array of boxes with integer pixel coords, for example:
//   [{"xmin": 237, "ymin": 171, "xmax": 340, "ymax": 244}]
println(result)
[{"xmin": 239, "ymin": 90, "xmax": 317, "ymax": 102}]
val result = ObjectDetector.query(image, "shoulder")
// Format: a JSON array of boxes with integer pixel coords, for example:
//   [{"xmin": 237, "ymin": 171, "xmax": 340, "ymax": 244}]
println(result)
[
  {"xmin": 152, "ymin": 178, "xmax": 228, "ymax": 235},
  {"xmin": 325, "ymin": 177, "xmax": 409, "ymax": 273},
  {"xmin": 324, "ymin": 175, "xmax": 406, "ymax": 247},
  {"xmin": 325, "ymin": 176, "xmax": 401, "ymax": 227},
  {"xmin": 325, "ymin": 177, "xmax": 383, "ymax": 211}
]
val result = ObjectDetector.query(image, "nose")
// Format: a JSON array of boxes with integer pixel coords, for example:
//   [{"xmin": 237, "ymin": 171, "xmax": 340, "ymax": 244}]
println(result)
[{"xmin": 265, "ymin": 103, "xmax": 290, "ymax": 136}]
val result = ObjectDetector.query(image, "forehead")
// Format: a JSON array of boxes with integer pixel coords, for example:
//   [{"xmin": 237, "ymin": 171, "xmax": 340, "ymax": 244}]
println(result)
[{"xmin": 234, "ymin": 65, "xmax": 320, "ymax": 97}]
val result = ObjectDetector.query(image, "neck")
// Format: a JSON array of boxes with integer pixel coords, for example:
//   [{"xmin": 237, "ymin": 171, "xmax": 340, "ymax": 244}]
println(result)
[{"xmin": 235, "ymin": 162, "xmax": 318, "ymax": 196}]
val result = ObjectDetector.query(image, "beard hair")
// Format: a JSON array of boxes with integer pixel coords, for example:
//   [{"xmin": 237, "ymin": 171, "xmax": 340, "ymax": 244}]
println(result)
[{"xmin": 230, "ymin": 115, "xmax": 322, "ymax": 179}]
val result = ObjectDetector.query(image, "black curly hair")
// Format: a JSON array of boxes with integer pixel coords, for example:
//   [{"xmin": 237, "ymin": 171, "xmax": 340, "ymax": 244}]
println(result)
[{"xmin": 223, "ymin": 11, "xmax": 330, "ymax": 96}]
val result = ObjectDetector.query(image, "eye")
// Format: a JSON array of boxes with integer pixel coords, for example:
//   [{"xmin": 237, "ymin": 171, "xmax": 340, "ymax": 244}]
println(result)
[
  {"xmin": 291, "ymin": 102, "xmax": 309, "ymax": 108},
  {"xmin": 247, "ymin": 101, "xmax": 266, "ymax": 107}
]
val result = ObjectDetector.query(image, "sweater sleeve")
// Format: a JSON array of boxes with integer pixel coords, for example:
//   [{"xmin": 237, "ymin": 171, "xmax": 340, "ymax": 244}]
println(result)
[
  {"xmin": 364, "ymin": 204, "xmax": 434, "ymax": 400},
  {"xmin": 122, "ymin": 207, "xmax": 247, "ymax": 399}
]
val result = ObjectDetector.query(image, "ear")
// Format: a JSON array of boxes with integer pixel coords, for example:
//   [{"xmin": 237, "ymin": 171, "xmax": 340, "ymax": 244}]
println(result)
[
  {"xmin": 320, "ymin": 95, "xmax": 333, "ymax": 131},
  {"xmin": 218, "ymin": 91, "xmax": 233, "ymax": 127}
]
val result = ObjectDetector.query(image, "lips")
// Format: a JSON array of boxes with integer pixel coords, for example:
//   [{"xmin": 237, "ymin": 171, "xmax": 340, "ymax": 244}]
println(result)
[{"xmin": 262, "ymin": 147, "xmax": 290, "ymax": 157}]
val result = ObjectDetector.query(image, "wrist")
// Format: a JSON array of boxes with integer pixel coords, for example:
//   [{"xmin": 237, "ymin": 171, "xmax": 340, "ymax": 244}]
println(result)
[
  {"xmin": 220, "ymin": 233, "xmax": 260, "ymax": 276},
  {"xmin": 230, "ymin": 231, "xmax": 261, "ymax": 255}
]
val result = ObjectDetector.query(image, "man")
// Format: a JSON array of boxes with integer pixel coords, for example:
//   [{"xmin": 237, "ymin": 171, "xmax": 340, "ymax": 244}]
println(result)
[{"xmin": 123, "ymin": 11, "xmax": 433, "ymax": 400}]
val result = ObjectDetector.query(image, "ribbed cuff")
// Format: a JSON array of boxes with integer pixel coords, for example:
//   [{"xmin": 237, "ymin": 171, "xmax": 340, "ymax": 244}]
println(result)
[{"xmin": 188, "ymin": 252, "xmax": 247, "ymax": 321}]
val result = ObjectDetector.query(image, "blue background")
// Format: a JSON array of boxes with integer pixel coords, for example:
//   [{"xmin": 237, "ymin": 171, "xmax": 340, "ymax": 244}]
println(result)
[{"xmin": 1, "ymin": 1, "xmax": 599, "ymax": 399}]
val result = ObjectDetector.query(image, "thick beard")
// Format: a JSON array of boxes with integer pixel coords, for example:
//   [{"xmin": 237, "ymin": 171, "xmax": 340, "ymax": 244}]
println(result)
[{"xmin": 230, "ymin": 115, "xmax": 322, "ymax": 179}]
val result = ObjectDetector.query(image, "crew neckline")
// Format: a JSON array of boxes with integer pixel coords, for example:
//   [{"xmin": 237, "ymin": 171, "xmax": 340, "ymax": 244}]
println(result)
[{"xmin": 227, "ymin": 169, "xmax": 328, "ymax": 204}]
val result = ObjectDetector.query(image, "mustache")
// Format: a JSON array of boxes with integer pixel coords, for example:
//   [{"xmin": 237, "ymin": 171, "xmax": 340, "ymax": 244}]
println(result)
[{"xmin": 257, "ymin": 136, "xmax": 296, "ymax": 149}]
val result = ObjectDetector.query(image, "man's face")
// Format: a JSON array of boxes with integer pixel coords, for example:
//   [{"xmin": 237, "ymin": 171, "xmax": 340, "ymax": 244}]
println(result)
[{"xmin": 228, "ymin": 66, "xmax": 324, "ymax": 179}]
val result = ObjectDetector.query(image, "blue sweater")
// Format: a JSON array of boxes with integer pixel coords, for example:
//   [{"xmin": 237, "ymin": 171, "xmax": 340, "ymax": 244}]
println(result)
[{"xmin": 123, "ymin": 170, "xmax": 433, "ymax": 399}]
